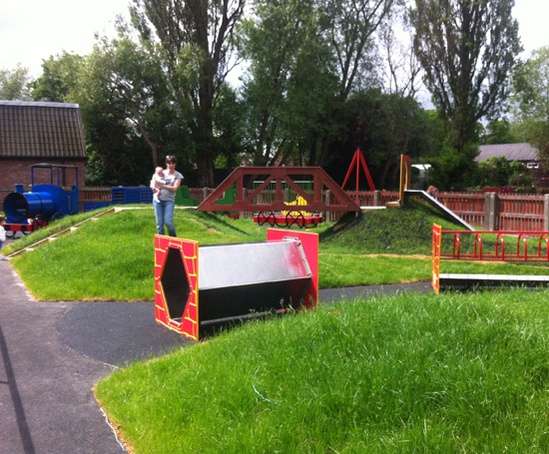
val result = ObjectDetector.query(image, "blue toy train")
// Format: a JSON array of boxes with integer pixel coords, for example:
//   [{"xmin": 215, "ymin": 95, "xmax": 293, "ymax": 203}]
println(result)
[
  {"xmin": 3, "ymin": 164, "xmax": 80, "ymax": 237},
  {"xmin": 2, "ymin": 163, "xmax": 157, "ymax": 238}
]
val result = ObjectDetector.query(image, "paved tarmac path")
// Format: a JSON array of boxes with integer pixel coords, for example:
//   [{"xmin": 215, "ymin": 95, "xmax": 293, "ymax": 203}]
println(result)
[{"xmin": 0, "ymin": 260, "xmax": 190, "ymax": 454}]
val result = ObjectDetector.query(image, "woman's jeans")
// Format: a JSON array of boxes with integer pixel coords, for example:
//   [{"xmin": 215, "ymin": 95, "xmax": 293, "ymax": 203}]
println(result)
[{"xmin": 153, "ymin": 199, "xmax": 176, "ymax": 237}]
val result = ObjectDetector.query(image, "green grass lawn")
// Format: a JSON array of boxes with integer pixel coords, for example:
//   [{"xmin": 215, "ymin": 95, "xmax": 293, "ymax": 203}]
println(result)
[
  {"xmin": 96, "ymin": 289, "xmax": 549, "ymax": 453},
  {"xmin": 6, "ymin": 201, "xmax": 548, "ymax": 300},
  {"xmin": 4, "ymin": 202, "xmax": 549, "ymax": 452},
  {"xmin": 7, "ymin": 206, "xmax": 439, "ymax": 300}
]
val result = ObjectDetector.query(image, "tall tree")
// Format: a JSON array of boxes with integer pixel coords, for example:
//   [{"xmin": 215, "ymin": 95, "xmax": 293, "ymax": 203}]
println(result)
[
  {"xmin": 129, "ymin": 0, "xmax": 246, "ymax": 187},
  {"xmin": 410, "ymin": 0, "xmax": 522, "ymax": 152},
  {"xmin": 316, "ymin": 0, "xmax": 395, "ymax": 165},
  {"xmin": 30, "ymin": 53, "xmax": 84, "ymax": 102},
  {"xmin": 377, "ymin": 3, "xmax": 422, "ymax": 98},
  {"xmin": 74, "ymin": 34, "xmax": 190, "ymax": 185},
  {"xmin": 480, "ymin": 119, "xmax": 521, "ymax": 145},
  {"xmin": 0, "ymin": 65, "xmax": 32, "ymax": 100},
  {"xmin": 239, "ymin": 0, "xmax": 394, "ymax": 167},
  {"xmin": 319, "ymin": 0, "xmax": 394, "ymax": 99},
  {"xmin": 511, "ymin": 46, "xmax": 549, "ymax": 154},
  {"xmin": 239, "ymin": 0, "xmax": 339, "ymax": 166},
  {"xmin": 324, "ymin": 89, "xmax": 431, "ymax": 189}
]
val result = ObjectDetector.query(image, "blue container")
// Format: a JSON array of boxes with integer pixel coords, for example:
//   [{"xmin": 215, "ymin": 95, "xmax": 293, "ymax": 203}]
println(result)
[
  {"xmin": 112, "ymin": 186, "xmax": 153, "ymax": 204},
  {"xmin": 3, "ymin": 191, "xmax": 56, "ymax": 222}
]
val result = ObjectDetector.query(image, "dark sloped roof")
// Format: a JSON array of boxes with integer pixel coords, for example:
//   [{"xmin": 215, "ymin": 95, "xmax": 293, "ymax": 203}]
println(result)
[
  {"xmin": 0, "ymin": 100, "xmax": 86, "ymax": 159},
  {"xmin": 476, "ymin": 143, "xmax": 538, "ymax": 162}
]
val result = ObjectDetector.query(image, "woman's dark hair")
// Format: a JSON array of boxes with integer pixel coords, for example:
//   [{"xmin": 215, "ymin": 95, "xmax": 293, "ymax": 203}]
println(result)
[{"xmin": 166, "ymin": 155, "xmax": 177, "ymax": 164}]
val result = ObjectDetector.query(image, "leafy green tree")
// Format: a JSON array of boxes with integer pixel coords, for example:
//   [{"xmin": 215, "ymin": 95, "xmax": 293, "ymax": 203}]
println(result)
[
  {"xmin": 475, "ymin": 156, "xmax": 514, "ymax": 187},
  {"xmin": 73, "ymin": 34, "xmax": 191, "ymax": 185},
  {"xmin": 0, "ymin": 65, "xmax": 32, "ymax": 100},
  {"xmin": 212, "ymin": 84, "xmax": 250, "ymax": 169},
  {"xmin": 378, "ymin": 5, "xmax": 422, "ymax": 99},
  {"xmin": 473, "ymin": 156, "xmax": 532, "ymax": 189},
  {"xmin": 324, "ymin": 89, "xmax": 432, "ymax": 189},
  {"xmin": 239, "ymin": 0, "xmax": 340, "ymax": 166},
  {"xmin": 508, "ymin": 161, "xmax": 534, "ymax": 189},
  {"xmin": 316, "ymin": 0, "xmax": 395, "ymax": 165},
  {"xmin": 318, "ymin": 0, "xmax": 394, "ymax": 99},
  {"xmin": 239, "ymin": 0, "xmax": 394, "ymax": 167},
  {"xmin": 129, "ymin": 0, "xmax": 246, "ymax": 187},
  {"xmin": 428, "ymin": 142, "xmax": 478, "ymax": 191},
  {"xmin": 30, "ymin": 53, "xmax": 84, "ymax": 102},
  {"xmin": 30, "ymin": 51, "xmax": 149, "ymax": 185},
  {"xmin": 511, "ymin": 46, "xmax": 549, "ymax": 154},
  {"xmin": 480, "ymin": 119, "xmax": 522, "ymax": 145},
  {"xmin": 410, "ymin": 0, "xmax": 522, "ymax": 152}
]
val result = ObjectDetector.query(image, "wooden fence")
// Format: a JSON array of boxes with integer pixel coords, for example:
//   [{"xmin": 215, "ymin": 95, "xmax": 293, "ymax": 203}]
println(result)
[{"xmin": 78, "ymin": 187, "xmax": 549, "ymax": 231}]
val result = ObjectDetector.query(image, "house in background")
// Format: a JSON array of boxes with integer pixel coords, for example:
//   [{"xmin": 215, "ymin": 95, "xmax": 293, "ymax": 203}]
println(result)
[
  {"xmin": 0, "ymin": 100, "xmax": 87, "ymax": 207},
  {"xmin": 476, "ymin": 142, "xmax": 539, "ymax": 168},
  {"xmin": 475, "ymin": 142, "xmax": 549, "ymax": 191}
]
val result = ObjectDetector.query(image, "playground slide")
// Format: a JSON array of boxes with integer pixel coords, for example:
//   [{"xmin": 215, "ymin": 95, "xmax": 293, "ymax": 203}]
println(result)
[{"xmin": 404, "ymin": 190, "xmax": 475, "ymax": 231}]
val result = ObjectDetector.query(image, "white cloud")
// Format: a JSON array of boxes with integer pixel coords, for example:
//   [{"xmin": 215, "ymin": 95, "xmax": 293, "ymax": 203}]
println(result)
[
  {"xmin": 0, "ymin": 0, "xmax": 130, "ymax": 75},
  {"xmin": 513, "ymin": 0, "xmax": 549, "ymax": 56}
]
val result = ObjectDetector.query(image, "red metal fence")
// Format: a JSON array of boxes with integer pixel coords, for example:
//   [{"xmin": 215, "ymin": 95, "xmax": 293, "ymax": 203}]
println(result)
[{"xmin": 78, "ymin": 187, "xmax": 549, "ymax": 231}]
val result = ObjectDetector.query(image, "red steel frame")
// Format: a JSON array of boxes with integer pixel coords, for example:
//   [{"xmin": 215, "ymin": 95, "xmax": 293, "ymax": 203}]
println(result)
[
  {"xmin": 432, "ymin": 224, "xmax": 549, "ymax": 293},
  {"xmin": 341, "ymin": 148, "xmax": 376, "ymax": 204},
  {"xmin": 198, "ymin": 166, "xmax": 361, "ymax": 214}
]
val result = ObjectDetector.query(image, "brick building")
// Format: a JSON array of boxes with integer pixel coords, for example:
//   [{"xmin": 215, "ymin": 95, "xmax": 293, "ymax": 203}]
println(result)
[{"xmin": 0, "ymin": 101, "xmax": 87, "ymax": 208}]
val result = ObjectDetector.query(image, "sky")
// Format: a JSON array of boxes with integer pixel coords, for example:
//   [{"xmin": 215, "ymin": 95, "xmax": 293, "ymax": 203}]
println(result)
[
  {"xmin": 0, "ymin": 0, "xmax": 547, "ymax": 78},
  {"xmin": 0, "ymin": 0, "xmax": 131, "ymax": 76}
]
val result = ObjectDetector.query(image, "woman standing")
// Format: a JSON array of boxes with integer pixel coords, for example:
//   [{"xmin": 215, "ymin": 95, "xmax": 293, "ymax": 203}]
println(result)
[{"xmin": 153, "ymin": 155, "xmax": 183, "ymax": 237}]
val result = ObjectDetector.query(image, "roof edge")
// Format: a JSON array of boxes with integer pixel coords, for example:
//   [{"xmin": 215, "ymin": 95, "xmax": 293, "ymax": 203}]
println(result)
[{"xmin": 0, "ymin": 100, "xmax": 79, "ymax": 109}]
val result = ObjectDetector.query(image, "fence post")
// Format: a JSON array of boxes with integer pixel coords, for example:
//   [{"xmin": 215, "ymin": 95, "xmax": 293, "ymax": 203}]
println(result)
[
  {"xmin": 485, "ymin": 192, "xmax": 497, "ymax": 230},
  {"xmin": 325, "ymin": 190, "xmax": 332, "ymax": 222},
  {"xmin": 544, "ymin": 194, "xmax": 549, "ymax": 231},
  {"xmin": 241, "ymin": 187, "xmax": 247, "ymax": 219},
  {"xmin": 374, "ymin": 190, "xmax": 381, "ymax": 207}
]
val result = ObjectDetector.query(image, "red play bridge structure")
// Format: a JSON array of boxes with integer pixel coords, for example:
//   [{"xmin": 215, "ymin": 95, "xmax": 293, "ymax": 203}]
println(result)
[{"xmin": 197, "ymin": 166, "xmax": 361, "ymax": 227}]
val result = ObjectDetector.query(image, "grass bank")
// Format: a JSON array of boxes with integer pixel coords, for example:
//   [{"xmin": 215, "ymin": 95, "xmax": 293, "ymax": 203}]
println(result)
[
  {"xmin": 11, "ymin": 206, "xmax": 433, "ymax": 301},
  {"xmin": 96, "ymin": 289, "xmax": 549, "ymax": 453},
  {"xmin": 5, "ymin": 202, "xmax": 549, "ymax": 299}
]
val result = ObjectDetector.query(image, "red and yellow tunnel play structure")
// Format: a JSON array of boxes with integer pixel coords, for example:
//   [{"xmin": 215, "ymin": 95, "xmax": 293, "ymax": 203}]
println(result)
[{"xmin": 154, "ymin": 229, "xmax": 319, "ymax": 341}]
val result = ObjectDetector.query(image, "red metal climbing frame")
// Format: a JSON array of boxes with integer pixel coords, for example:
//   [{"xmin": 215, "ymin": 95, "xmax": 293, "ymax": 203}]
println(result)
[
  {"xmin": 341, "ymin": 148, "xmax": 376, "ymax": 204},
  {"xmin": 197, "ymin": 166, "xmax": 361, "ymax": 214}
]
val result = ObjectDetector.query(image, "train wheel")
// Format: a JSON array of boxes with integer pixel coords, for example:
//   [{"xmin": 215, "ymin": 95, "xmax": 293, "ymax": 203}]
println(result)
[
  {"xmin": 257, "ymin": 211, "xmax": 266, "ymax": 226},
  {"xmin": 34, "ymin": 215, "xmax": 46, "ymax": 228},
  {"xmin": 267, "ymin": 212, "xmax": 277, "ymax": 227},
  {"xmin": 285, "ymin": 212, "xmax": 296, "ymax": 228},
  {"xmin": 285, "ymin": 211, "xmax": 305, "ymax": 228},
  {"xmin": 5, "ymin": 229, "xmax": 16, "ymax": 239}
]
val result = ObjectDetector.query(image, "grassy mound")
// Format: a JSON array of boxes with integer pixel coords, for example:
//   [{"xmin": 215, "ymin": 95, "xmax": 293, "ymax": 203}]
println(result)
[
  {"xmin": 322, "ymin": 199, "xmax": 459, "ymax": 255},
  {"xmin": 97, "ymin": 289, "xmax": 549, "ymax": 453},
  {"xmin": 6, "ymin": 202, "xmax": 544, "ymax": 298}
]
